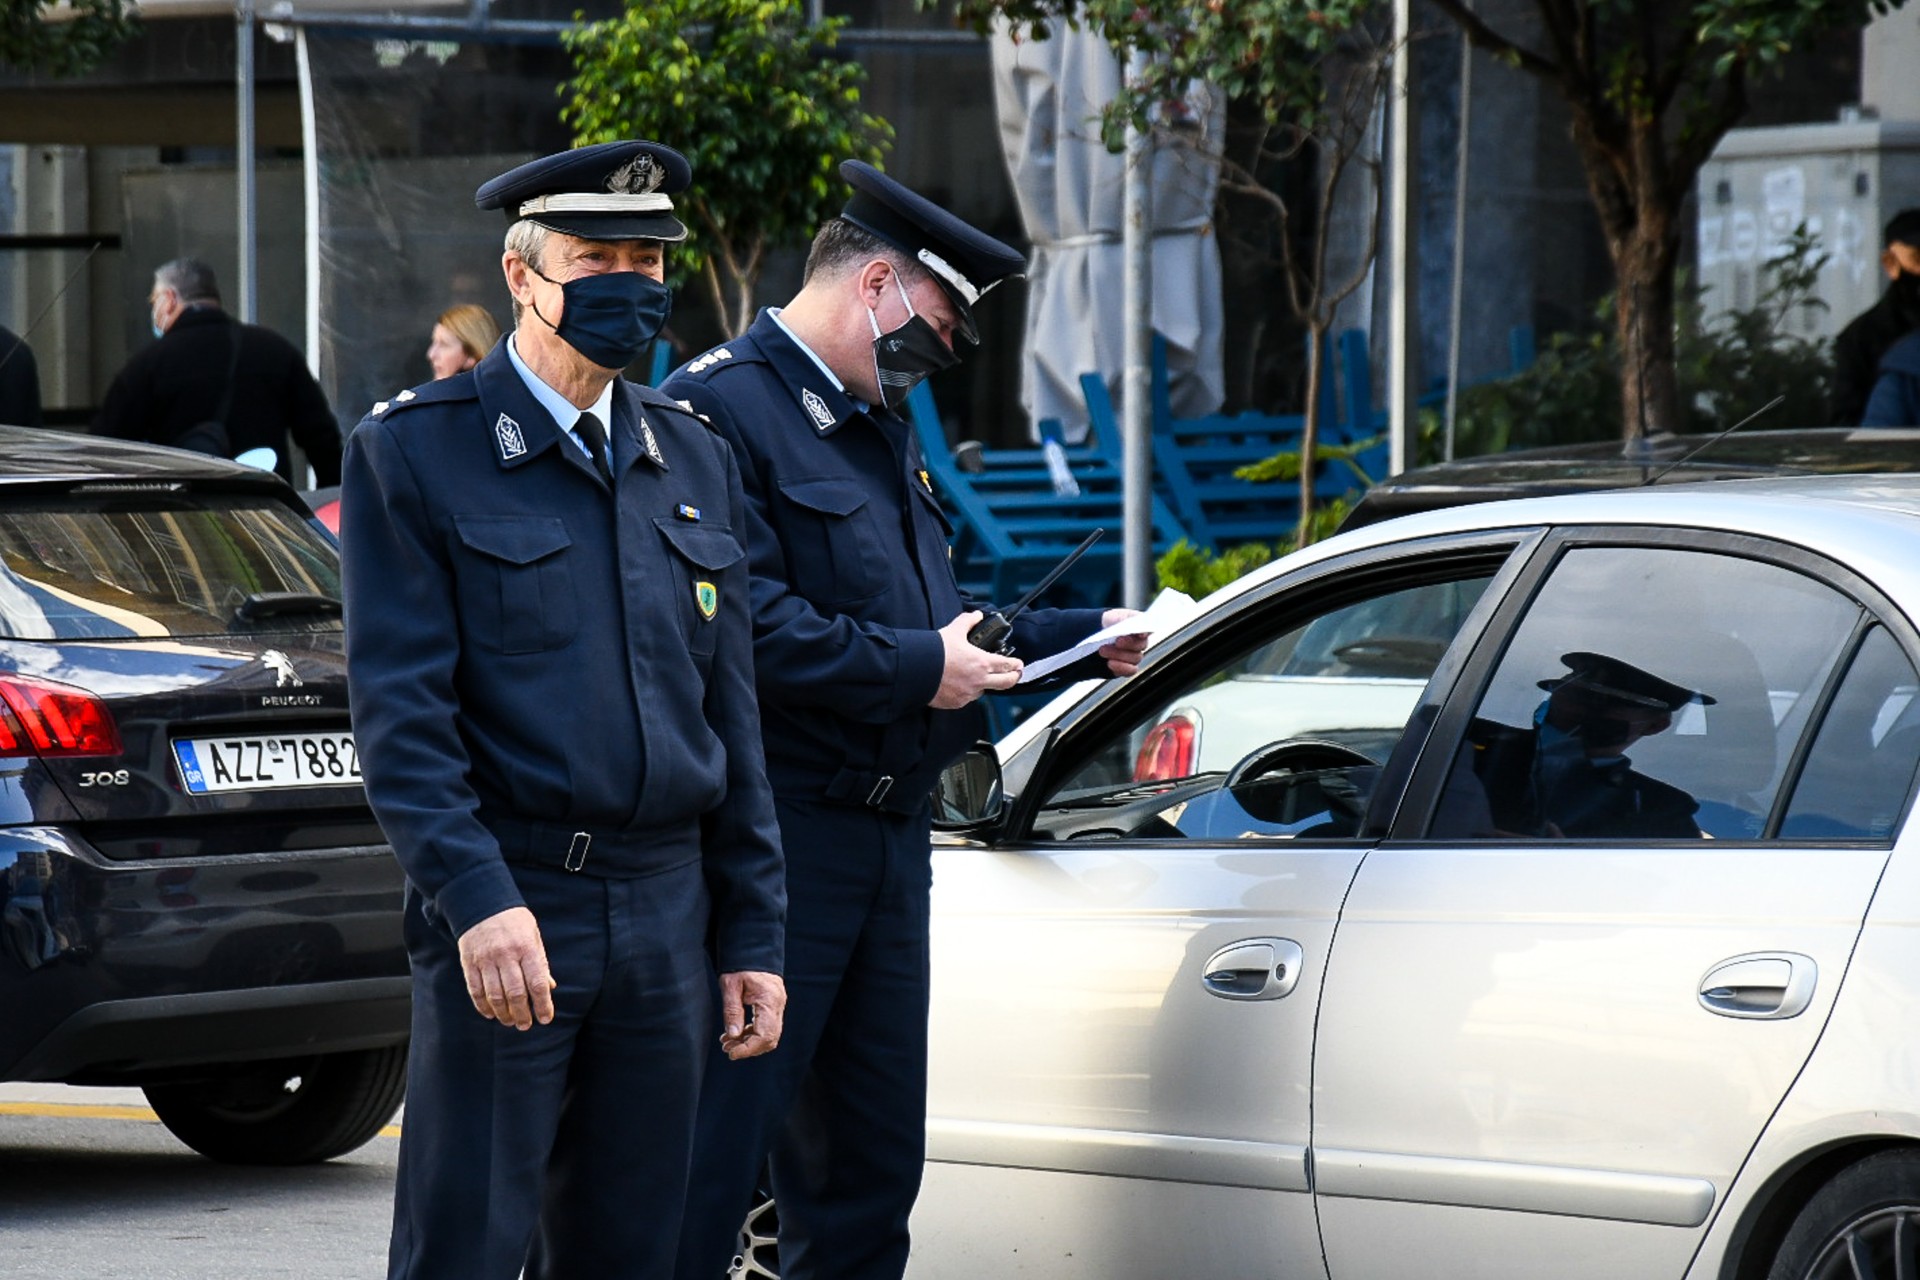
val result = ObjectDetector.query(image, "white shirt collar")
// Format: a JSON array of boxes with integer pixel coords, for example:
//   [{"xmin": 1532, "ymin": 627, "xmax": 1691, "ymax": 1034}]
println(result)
[
  {"xmin": 768, "ymin": 307, "xmax": 873, "ymax": 414},
  {"xmin": 507, "ymin": 330, "xmax": 616, "ymax": 454}
]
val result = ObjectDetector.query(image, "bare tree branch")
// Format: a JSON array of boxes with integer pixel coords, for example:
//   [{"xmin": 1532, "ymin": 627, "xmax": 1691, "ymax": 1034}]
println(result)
[{"xmin": 1424, "ymin": 0, "xmax": 1558, "ymax": 80}]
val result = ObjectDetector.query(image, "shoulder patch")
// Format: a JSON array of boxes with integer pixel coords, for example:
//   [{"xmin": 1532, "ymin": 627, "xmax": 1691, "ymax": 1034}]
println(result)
[
  {"xmin": 684, "ymin": 347, "xmax": 733, "ymax": 375},
  {"xmin": 673, "ymin": 398, "xmax": 714, "ymax": 426}
]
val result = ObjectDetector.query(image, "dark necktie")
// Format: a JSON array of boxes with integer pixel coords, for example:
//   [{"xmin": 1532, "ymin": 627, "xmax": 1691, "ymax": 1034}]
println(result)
[{"xmin": 575, "ymin": 411, "xmax": 613, "ymax": 485}]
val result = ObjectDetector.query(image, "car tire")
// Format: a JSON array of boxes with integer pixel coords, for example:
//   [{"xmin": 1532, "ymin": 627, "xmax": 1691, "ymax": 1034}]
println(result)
[
  {"xmin": 144, "ymin": 1044, "xmax": 407, "ymax": 1165},
  {"xmin": 1766, "ymin": 1148, "xmax": 1920, "ymax": 1280},
  {"xmin": 730, "ymin": 1172, "xmax": 780, "ymax": 1279}
]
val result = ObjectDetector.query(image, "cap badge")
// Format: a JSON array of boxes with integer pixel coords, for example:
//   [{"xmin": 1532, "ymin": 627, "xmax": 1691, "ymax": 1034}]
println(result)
[
  {"xmin": 607, "ymin": 154, "xmax": 664, "ymax": 196},
  {"xmin": 640, "ymin": 417, "xmax": 667, "ymax": 468},
  {"xmin": 695, "ymin": 580, "xmax": 718, "ymax": 621},
  {"xmin": 495, "ymin": 413, "xmax": 527, "ymax": 460},
  {"xmin": 802, "ymin": 389, "xmax": 835, "ymax": 430}
]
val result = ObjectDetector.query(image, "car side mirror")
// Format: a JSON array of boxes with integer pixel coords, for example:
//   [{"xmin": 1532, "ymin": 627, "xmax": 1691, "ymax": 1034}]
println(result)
[{"xmin": 932, "ymin": 744, "xmax": 1005, "ymax": 831}]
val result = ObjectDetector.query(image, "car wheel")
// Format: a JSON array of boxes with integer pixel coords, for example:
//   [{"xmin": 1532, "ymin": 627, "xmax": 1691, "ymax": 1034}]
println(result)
[
  {"xmin": 144, "ymin": 1044, "xmax": 407, "ymax": 1165},
  {"xmin": 1767, "ymin": 1149, "xmax": 1920, "ymax": 1279},
  {"xmin": 729, "ymin": 1176, "xmax": 780, "ymax": 1279}
]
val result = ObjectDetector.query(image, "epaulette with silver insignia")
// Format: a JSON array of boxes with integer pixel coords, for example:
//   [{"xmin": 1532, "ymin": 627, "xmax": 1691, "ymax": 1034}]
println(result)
[{"xmin": 673, "ymin": 398, "xmax": 713, "ymax": 425}]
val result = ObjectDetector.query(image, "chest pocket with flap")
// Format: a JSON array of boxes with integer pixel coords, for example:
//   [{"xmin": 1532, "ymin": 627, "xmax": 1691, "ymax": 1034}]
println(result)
[
  {"xmin": 655, "ymin": 519, "xmax": 745, "ymax": 658},
  {"xmin": 776, "ymin": 477, "xmax": 884, "ymax": 605},
  {"xmin": 452, "ymin": 515, "xmax": 577, "ymax": 654}
]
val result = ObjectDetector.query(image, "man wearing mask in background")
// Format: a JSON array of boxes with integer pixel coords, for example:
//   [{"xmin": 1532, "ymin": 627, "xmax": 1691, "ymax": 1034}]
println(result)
[
  {"xmin": 1832, "ymin": 208, "xmax": 1920, "ymax": 426},
  {"xmin": 341, "ymin": 140, "xmax": 787, "ymax": 1280},
  {"xmin": 663, "ymin": 160, "xmax": 1147, "ymax": 1280},
  {"xmin": 94, "ymin": 257, "xmax": 343, "ymax": 484}
]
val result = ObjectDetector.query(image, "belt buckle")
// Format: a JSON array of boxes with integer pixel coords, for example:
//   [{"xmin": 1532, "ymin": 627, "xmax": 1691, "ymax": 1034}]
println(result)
[
  {"xmin": 565, "ymin": 831, "xmax": 591, "ymax": 872},
  {"xmin": 866, "ymin": 776, "xmax": 895, "ymax": 808}
]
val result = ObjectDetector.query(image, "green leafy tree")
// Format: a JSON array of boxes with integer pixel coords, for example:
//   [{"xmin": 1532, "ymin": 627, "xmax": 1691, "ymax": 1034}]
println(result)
[
  {"xmin": 943, "ymin": 0, "xmax": 1395, "ymax": 545},
  {"xmin": 1, "ymin": 0, "xmax": 138, "ymax": 76},
  {"xmin": 561, "ymin": 0, "xmax": 892, "ymax": 337},
  {"xmin": 1423, "ymin": 0, "xmax": 1901, "ymax": 440},
  {"xmin": 1436, "ymin": 224, "xmax": 1833, "ymax": 459}
]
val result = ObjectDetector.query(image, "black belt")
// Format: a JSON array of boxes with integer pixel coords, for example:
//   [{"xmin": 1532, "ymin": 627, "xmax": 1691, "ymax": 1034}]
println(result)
[
  {"xmin": 486, "ymin": 815, "xmax": 701, "ymax": 874},
  {"xmin": 821, "ymin": 766, "xmax": 932, "ymax": 817}
]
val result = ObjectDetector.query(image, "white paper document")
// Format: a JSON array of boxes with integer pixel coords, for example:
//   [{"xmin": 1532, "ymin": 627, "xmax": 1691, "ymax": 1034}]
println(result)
[{"xmin": 1017, "ymin": 589, "xmax": 1199, "ymax": 684}]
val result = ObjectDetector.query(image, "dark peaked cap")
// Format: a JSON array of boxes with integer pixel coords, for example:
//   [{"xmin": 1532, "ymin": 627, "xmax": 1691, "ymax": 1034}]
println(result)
[
  {"xmin": 476, "ymin": 141, "xmax": 691, "ymax": 243},
  {"xmin": 838, "ymin": 159, "xmax": 1024, "ymax": 344},
  {"xmin": 1538, "ymin": 651, "xmax": 1716, "ymax": 710}
]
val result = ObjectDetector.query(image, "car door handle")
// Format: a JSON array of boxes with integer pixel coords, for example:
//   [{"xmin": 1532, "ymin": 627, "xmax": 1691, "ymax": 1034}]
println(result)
[
  {"xmin": 1698, "ymin": 952, "xmax": 1817, "ymax": 1020},
  {"xmin": 1202, "ymin": 938, "xmax": 1304, "ymax": 1001}
]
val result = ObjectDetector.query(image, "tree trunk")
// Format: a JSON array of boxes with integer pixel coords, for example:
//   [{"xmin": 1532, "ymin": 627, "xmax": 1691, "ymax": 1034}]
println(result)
[
  {"xmin": 1610, "ymin": 217, "xmax": 1683, "ymax": 440},
  {"xmin": 1297, "ymin": 323, "xmax": 1325, "ymax": 547}
]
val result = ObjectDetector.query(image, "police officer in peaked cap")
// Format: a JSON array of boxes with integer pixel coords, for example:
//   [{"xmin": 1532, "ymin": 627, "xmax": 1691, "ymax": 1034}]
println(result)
[
  {"xmin": 340, "ymin": 140, "xmax": 787, "ymax": 1280},
  {"xmin": 662, "ymin": 161, "xmax": 1148, "ymax": 1280}
]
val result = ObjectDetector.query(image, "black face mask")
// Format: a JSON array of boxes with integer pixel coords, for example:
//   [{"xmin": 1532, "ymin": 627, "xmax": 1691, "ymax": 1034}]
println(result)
[
  {"xmin": 868, "ymin": 271, "xmax": 958, "ymax": 411},
  {"xmin": 529, "ymin": 265, "xmax": 672, "ymax": 371}
]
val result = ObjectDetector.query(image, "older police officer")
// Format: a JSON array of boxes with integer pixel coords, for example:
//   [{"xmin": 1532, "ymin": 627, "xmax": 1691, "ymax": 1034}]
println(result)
[
  {"xmin": 663, "ymin": 161, "xmax": 1146, "ymax": 1280},
  {"xmin": 341, "ymin": 141, "xmax": 787, "ymax": 1280}
]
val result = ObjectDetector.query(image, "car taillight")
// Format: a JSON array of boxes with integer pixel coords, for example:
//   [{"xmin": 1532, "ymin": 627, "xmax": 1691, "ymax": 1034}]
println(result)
[
  {"xmin": 1135, "ymin": 713, "xmax": 1198, "ymax": 781},
  {"xmin": 0, "ymin": 674, "xmax": 124, "ymax": 758}
]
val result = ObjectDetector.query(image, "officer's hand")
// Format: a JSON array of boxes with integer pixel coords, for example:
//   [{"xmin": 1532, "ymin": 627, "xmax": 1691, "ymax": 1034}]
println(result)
[
  {"xmin": 457, "ymin": 906, "xmax": 556, "ymax": 1031},
  {"xmin": 1098, "ymin": 608, "xmax": 1150, "ymax": 677},
  {"xmin": 718, "ymin": 970, "xmax": 787, "ymax": 1061},
  {"xmin": 931, "ymin": 610, "xmax": 1023, "ymax": 709}
]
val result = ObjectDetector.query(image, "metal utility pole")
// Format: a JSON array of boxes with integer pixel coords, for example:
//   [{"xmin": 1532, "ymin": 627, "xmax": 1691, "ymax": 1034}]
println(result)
[
  {"xmin": 1121, "ymin": 55, "xmax": 1154, "ymax": 610},
  {"xmin": 1444, "ymin": 7, "xmax": 1472, "ymax": 462},
  {"xmin": 236, "ymin": 0, "xmax": 259, "ymax": 324},
  {"xmin": 1387, "ymin": 0, "xmax": 1415, "ymax": 475}
]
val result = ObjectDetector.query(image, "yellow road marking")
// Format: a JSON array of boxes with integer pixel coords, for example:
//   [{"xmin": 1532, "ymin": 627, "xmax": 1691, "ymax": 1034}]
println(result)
[
  {"xmin": 0, "ymin": 1101, "xmax": 403, "ymax": 1138},
  {"xmin": 0, "ymin": 1102, "xmax": 159, "ymax": 1122}
]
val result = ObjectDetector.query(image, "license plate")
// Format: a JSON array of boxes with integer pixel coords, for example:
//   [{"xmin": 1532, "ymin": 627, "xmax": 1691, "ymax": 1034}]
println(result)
[{"xmin": 173, "ymin": 731, "xmax": 360, "ymax": 794}]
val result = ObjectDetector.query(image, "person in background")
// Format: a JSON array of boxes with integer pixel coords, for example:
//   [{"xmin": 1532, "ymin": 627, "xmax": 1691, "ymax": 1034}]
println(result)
[
  {"xmin": 93, "ymin": 258, "xmax": 342, "ymax": 485},
  {"xmin": 1861, "ymin": 328, "xmax": 1920, "ymax": 427},
  {"xmin": 1832, "ymin": 209, "xmax": 1920, "ymax": 426},
  {"xmin": 0, "ymin": 323, "xmax": 43, "ymax": 427},
  {"xmin": 426, "ymin": 303, "xmax": 501, "ymax": 380}
]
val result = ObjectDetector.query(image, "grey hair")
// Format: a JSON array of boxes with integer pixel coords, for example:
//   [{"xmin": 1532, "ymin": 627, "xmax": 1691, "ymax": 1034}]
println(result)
[
  {"xmin": 154, "ymin": 257, "xmax": 220, "ymax": 306},
  {"xmin": 504, "ymin": 220, "xmax": 552, "ymax": 325}
]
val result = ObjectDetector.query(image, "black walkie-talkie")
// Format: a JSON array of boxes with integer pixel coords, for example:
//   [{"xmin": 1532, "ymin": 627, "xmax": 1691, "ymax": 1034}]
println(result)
[{"xmin": 967, "ymin": 528, "xmax": 1105, "ymax": 655}]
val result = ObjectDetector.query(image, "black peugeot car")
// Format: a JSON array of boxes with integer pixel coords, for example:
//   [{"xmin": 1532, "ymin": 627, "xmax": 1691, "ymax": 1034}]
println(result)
[{"xmin": 0, "ymin": 426, "xmax": 407, "ymax": 1164}]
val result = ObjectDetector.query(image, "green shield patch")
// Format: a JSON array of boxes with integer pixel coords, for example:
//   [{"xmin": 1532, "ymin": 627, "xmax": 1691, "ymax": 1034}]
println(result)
[{"xmin": 695, "ymin": 580, "xmax": 718, "ymax": 620}]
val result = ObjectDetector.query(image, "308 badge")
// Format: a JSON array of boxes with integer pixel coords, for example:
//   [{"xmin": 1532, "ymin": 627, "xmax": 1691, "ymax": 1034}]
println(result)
[{"xmin": 695, "ymin": 581, "xmax": 718, "ymax": 620}]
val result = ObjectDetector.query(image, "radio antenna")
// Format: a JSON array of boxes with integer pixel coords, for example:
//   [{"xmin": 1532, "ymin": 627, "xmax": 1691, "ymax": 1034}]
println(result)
[{"xmin": 1638, "ymin": 394, "xmax": 1786, "ymax": 488}]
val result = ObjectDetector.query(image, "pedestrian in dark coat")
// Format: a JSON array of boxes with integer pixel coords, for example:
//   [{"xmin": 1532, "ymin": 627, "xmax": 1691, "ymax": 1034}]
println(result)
[
  {"xmin": 92, "ymin": 258, "xmax": 343, "ymax": 484},
  {"xmin": 1832, "ymin": 209, "xmax": 1920, "ymax": 426},
  {"xmin": 340, "ymin": 141, "xmax": 787, "ymax": 1280},
  {"xmin": 1861, "ymin": 329, "xmax": 1920, "ymax": 427},
  {"xmin": 663, "ymin": 160, "xmax": 1148, "ymax": 1280}
]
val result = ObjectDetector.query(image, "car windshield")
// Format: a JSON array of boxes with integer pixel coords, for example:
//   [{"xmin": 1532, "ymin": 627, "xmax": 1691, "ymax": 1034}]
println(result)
[{"xmin": 0, "ymin": 490, "xmax": 341, "ymax": 640}]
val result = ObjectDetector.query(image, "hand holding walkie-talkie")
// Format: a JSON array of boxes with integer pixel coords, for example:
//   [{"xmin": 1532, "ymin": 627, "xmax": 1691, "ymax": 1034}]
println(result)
[{"xmin": 966, "ymin": 529, "xmax": 1105, "ymax": 655}]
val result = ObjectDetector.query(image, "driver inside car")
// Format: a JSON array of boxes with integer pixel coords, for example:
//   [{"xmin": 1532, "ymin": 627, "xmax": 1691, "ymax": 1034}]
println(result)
[{"xmin": 1439, "ymin": 651, "xmax": 1715, "ymax": 841}]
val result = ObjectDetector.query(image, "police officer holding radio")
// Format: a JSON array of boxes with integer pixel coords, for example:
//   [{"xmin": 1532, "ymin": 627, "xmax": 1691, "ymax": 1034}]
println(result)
[
  {"xmin": 341, "ymin": 141, "xmax": 786, "ymax": 1280},
  {"xmin": 663, "ymin": 161, "xmax": 1146, "ymax": 1280}
]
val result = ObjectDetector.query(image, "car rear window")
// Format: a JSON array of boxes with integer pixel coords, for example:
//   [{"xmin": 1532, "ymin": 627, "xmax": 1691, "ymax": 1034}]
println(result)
[{"xmin": 0, "ymin": 490, "xmax": 340, "ymax": 640}]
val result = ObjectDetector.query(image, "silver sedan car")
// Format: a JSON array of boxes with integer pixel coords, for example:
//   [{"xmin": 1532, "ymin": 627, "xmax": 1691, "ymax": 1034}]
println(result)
[{"xmin": 894, "ymin": 476, "xmax": 1920, "ymax": 1280}]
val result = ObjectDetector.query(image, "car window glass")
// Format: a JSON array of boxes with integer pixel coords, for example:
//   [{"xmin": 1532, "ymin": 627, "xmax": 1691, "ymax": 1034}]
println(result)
[
  {"xmin": 1034, "ymin": 572, "xmax": 1495, "ymax": 842},
  {"xmin": 0, "ymin": 494, "xmax": 340, "ymax": 640},
  {"xmin": 1429, "ymin": 546, "xmax": 1858, "ymax": 842},
  {"xmin": 1779, "ymin": 626, "xmax": 1920, "ymax": 840}
]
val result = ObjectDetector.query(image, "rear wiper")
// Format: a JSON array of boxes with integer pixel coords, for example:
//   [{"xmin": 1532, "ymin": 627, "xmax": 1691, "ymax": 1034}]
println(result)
[{"xmin": 235, "ymin": 591, "xmax": 343, "ymax": 622}]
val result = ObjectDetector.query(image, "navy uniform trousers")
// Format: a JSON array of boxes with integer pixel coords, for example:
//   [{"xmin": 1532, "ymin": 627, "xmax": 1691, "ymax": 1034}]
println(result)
[
  {"xmin": 676, "ymin": 796, "xmax": 930, "ymax": 1280},
  {"xmin": 391, "ymin": 859, "xmax": 713, "ymax": 1280}
]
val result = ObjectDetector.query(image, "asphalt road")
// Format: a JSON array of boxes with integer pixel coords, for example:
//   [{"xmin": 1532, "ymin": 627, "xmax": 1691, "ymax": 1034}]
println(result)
[{"xmin": 0, "ymin": 1085, "xmax": 398, "ymax": 1278}]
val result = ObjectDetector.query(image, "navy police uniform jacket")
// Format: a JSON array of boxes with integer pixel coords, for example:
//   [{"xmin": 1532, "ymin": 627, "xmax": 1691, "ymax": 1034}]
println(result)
[
  {"xmin": 340, "ymin": 341, "xmax": 784, "ymax": 974},
  {"xmin": 661, "ymin": 310, "xmax": 1106, "ymax": 811}
]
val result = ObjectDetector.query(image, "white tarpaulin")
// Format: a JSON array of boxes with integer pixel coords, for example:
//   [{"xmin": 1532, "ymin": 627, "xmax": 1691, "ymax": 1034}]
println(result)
[{"xmin": 992, "ymin": 18, "xmax": 1226, "ymax": 443}]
